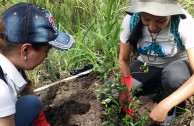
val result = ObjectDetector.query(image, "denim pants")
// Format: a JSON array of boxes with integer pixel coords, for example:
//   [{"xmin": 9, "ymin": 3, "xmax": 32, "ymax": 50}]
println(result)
[
  {"xmin": 14, "ymin": 94, "xmax": 41, "ymax": 126},
  {"xmin": 130, "ymin": 60, "xmax": 191, "ymax": 114}
]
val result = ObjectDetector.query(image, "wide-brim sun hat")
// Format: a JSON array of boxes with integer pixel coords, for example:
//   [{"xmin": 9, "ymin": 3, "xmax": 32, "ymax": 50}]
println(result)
[
  {"xmin": 1, "ymin": 2, "xmax": 75, "ymax": 51},
  {"xmin": 126, "ymin": 0, "xmax": 186, "ymax": 19}
]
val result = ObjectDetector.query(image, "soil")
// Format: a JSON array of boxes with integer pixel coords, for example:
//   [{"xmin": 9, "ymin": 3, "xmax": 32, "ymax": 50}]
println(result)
[{"xmin": 35, "ymin": 72, "xmax": 194, "ymax": 126}]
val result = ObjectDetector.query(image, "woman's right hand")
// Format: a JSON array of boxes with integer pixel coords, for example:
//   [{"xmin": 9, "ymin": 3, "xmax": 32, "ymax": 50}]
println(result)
[{"xmin": 119, "ymin": 60, "xmax": 130, "ymax": 77}]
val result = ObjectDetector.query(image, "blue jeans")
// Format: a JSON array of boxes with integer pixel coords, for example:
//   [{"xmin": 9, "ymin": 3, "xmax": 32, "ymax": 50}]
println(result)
[
  {"xmin": 131, "ymin": 60, "xmax": 191, "ymax": 98},
  {"xmin": 14, "ymin": 95, "xmax": 41, "ymax": 126},
  {"xmin": 130, "ymin": 60, "xmax": 191, "ymax": 115}
]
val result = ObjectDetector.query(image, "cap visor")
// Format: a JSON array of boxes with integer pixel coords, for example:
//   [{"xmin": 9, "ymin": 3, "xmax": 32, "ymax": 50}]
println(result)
[{"xmin": 48, "ymin": 31, "xmax": 75, "ymax": 51}]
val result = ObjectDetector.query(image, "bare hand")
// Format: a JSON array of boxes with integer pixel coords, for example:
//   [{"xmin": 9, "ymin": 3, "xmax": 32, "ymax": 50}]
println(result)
[{"xmin": 150, "ymin": 103, "xmax": 168, "ymax": 123}]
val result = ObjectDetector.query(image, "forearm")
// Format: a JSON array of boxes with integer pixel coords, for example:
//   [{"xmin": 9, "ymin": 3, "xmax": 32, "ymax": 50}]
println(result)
[
  {"xmin": 118, "ymin": 42, "xmax": 132, "ymax": 76},
  {"xmin": 119, "ymin": 59, "xmax": 130, "ymax": 76},
  {"xmin": 160, "ymin": 74, "xmax": 194, "ymax": 112},
  {"xmin": 163, "ymin": 48, "xmax": 194, "ymax": 110}
]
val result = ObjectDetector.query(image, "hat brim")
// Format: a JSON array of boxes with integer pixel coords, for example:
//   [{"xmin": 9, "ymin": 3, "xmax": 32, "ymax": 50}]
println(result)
[
  {"xmin": 48, "ymin": 31, "xmax": 75, "ymax": 51},
  {"xmin": 126, "ymin": 2, "xmax": 186, "ymax": 19}
]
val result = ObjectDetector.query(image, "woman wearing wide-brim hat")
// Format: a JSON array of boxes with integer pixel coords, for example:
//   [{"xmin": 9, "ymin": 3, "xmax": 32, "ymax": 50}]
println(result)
[{"xmin": 118, "ymin": 0, "xmax": 194, "ymax": 125}]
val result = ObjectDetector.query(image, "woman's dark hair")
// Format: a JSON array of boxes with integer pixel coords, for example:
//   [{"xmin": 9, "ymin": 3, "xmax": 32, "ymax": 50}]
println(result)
[
  {"xmin": 30, "ymin": 43, "xmax": 49, "ymax": 51},
  {"xmin": 0, "ymin": 40, "xmax": 48, "ymax": 55},
  {"xmin": 127, "ymin": 20, "xmax": 143, "ymax": 50}
]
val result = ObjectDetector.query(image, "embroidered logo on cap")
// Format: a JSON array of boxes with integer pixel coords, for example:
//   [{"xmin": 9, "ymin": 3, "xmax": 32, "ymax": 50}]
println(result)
[{"xmin": 48, "ymin": 14, "xmax": 57, "ymax": 31}]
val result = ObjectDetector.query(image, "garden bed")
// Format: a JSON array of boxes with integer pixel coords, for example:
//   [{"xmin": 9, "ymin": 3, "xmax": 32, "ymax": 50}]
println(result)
[{"xmin": 35, "ymin": 73, "xmax": 194, "ymax": 126}]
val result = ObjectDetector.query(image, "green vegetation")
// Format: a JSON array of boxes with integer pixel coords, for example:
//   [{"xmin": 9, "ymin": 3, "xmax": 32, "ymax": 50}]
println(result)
[
  {"xmin": 0, "ymin": 0, "xmax": 193, "ymax": 83},
  {"xmin": 0, "ymin": 0, "xmax": 193, "ymax": 125},
  {"xmin": 179, "ymin": 0, "xmax": 194, "ymax": 16},
  {"xmin": 96, "ymin": 73, "xmax": 149, "ymax": 126},
  {"xmin": 0, "ymin": 0, "xmax": 130, "ymax": 84}
]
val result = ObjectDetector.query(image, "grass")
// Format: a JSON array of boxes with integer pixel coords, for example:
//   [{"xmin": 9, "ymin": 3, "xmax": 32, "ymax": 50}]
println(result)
[
  {"xmin": 0, "ymin": 0, "xmax": 193, "ymax": 84},
  {"xmin": 3, "ymin": 0, "xmax": 129, "ymax": 83},
  {"xmin": 179, "ymin": 0, "xmax": 194, "ymax": 16}
]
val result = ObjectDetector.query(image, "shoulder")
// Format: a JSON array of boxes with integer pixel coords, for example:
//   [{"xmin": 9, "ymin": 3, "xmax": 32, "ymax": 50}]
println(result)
[
  {"xmin": 120, "ymin": 15, "xmax": 132, "ymax": 43},
  {"xmin": 178, "ymin": 8, "xmax": 194, "ymax": 29},
  {"xmin": 182, "ymin": 8, "xmax": 193, "ymax": 19},
  {"xmin": 122, "ymin": 15, "xmax": 132, "ymax": 25},
  {"xmin": 123, "ymin": 14, "xmax": 131, "ymax": 21},
  {"xmin": 121, "ymin": 15, "xmax": 132, "ymax": 31},
  {"xmin": 178, "ymin": 9, "xmax": 194, "ymax": 49},
  {"xmin": 179, "ymin": 9, "xmax": 194, "ymax": 24}
]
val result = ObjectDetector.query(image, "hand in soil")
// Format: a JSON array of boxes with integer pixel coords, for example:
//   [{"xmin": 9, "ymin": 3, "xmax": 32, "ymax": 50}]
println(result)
[{"xmin": 150, "ymin": 102, "xmax": 168, "ymax": 123}]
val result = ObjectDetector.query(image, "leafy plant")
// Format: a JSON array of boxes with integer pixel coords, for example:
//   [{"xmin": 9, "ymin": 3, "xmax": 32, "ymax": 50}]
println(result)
[
  {"xmin": 96, "ymin": 73, "xmax": 149, "ymax": 126},
  {"xmin": 96, "ymin": 62, "xmax": 151, "ymax": 125}
]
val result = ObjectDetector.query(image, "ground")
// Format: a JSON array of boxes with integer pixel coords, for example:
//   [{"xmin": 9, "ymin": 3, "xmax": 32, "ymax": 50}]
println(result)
[{"xmin": 35, "ymin": 72, "xmax": 194, "ymax": 126}]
